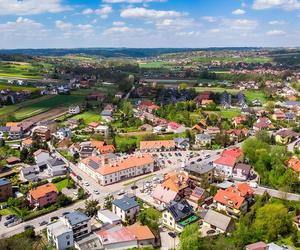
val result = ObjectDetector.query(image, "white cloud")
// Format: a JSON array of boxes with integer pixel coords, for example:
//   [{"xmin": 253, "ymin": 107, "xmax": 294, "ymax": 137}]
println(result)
[
  {"xmin": 0, "ymin": 0, "xmax": 70, "ymax": 16},
  {"xmin": 202, "ymin": 16, "xmax": 218, "ymax": 22},
  {"xmin": 113, "ymin": 21, "xmax": 125, "ymax": 26},
  {"xmin": 209, "ymin": 28, "xmax": 221, "ymax": 33},
  {"xmin": 226, "ymin": 19, "xmax": 258, "ymax": 30},
  {"xmin": 120, "ymin": 7, "xmax": 184, "ymax": 19},
  {"xmin": 155, "ymin": 18, "xmax": 197, "ymax": 29},
  {"xmin": 103, "ymin": 26, "xmax": 144, "ymax": 34},
  {"xmin": 103, "ymin": 0, "xmax": 165, "ymax": 3},
  {"xmin": 253, "ymin": 0, "xmax": 300, "ymax": 10},
  {"xmin": 95, "ymin": 5, "xmax": 113, "ymax": 19},
  {"xmin": 232, "ymin": 9, "xmax": 246, "ymax": 15},
  {"xmin": 175, "ymin": 31, "xmax": 199, "ymax": 36},
  {"xmin": 269, "ymin": 20, "xmax": 286, "ymax": 25},
  {"xmin": 82, "ymin": 8, "xmax": 94, "ymax": 15},
  {"xmin": 55, "ymin": 20, "xmax": 73, "ymax": 31},
  {"xmin": 266, "ymin": 29, "xmax": 286, "ymax": 35}
]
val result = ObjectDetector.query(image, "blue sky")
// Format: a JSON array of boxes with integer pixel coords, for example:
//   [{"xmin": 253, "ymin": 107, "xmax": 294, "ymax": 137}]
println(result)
[{"xmin": 0, "ymin": 0, "xmax": 299, "ymax": 48}]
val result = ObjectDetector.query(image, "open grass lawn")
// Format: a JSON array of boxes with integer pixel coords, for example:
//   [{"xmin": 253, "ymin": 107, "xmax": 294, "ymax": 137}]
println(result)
[
  {"xmin": 54, "ymin": 179, "xmax": 68, "ymax": 192},
  {"xmin": 0, "ymin": 82, "xmax": 39, "ymax": 92},
  {"xmin": 72, "ymin": 110, "xmax": 101, "ymax": 125},
  {"xmin": 139, "ymin": 61, "xmax": 175, "ymax": 69},
  {"xmin": 244, "ymin": 90, "xmax": 267, "ymax": 103},
  {"xmin": 195, "ymin": 86, "xmax": 239, "ymax": 94},
  {"xmin": 0, "ymin": 62, "xmax": 45, "ymax": 79},
  {"xmin": 0, "ymin": 93, "xmax": 86, "ymax": 121},
  {"xmin": 0, "ymin": 208, "xmax": 13, "ymax": 216},
  {"xmin": 220, "ymin": 108, "xmax": 241, "ymax": 119}
]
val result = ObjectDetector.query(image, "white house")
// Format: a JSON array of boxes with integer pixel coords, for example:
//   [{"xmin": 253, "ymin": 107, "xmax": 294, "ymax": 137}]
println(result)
[
  {"xmin": 68, "ymin": 105, "xmax": 81, "ymax": 115},
  {"xmin": 33, "ymin": 149, "xmax": 51, "ymax": 165},
  {"xmin": 46, "ymin": 158, "xmax": 67, "ymax": 177},
  {"xmin": 97, "ymin": 209, "xmax": 122, "ymax": 225},
  {"xmin": 213, "ymin": 156, "xmax": 236, "ymax": 178},
  {"xmin": 112, "ymin": 196, "xmax": 140, "ymax": 223},
  {"xmin": 94, "ymin": 125, "xmax": 109, "ymax": 137},
  {"xmin": 47, "ymin": 220, "xmax": 74, "ymax": 250},
  {"xmin": 167, "ymin": 122, "xmax": 186, "ymax": 134}
]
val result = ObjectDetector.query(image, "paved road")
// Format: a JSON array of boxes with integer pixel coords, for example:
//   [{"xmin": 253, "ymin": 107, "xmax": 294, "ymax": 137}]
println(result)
[
  {"xmin": 287, "ymin": 138, "xmax": 299, "ymax": 152},
  {"xmin": 254, "ymin": 186, "xmax": 300, "ymax": 202}
]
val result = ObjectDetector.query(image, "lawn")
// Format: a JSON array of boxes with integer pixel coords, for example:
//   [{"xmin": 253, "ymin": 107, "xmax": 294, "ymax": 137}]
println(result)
[
  {"xmin": 220, "ymin": 108, "xmax": 241, "ymax": 119},
  {"xmin": 54, "ymin": 179, "xmax": 68, "ymax": 192},
  {"xmin": 192, "ymin": 56, "xmax": 272, "ymax": 64},
  {"xmin": 194, "ymin": 86, "xmax": 239, "ymax": 94},
  {"xmin": 0, "ymin": 62, "xmax": 46, "ymax": 79},
  {"xmin": 0, "ymin": 82, "xmax": 39, "ymax": 92},
  {"xmin": 0, "ymin": 93, "xmax": 87, "ymax": 121},
  {"xmin": 0, "ymin": 208, "xmax": 13, "ymax": 216},
  {"xmin": 72, "ymin": 111, "xmax": 102, "ymax": 125},
  {"xmin": 139, "ymin": 61, "xmax": 175, "ymax": 69},
  {"xmin": 244, "ymin": 90, "xmax": 267, "ymax": 104}
]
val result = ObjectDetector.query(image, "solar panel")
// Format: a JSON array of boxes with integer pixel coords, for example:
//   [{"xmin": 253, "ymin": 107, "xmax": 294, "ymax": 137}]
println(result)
[{"xmin": 89, "ymin": 160, "xmax": 99, "ymax": 169}]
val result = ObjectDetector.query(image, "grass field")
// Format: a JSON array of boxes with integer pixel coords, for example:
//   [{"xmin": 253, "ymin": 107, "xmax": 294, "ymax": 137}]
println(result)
[
  {"xmin": 192, "ymin": 56, "xmax": 272, "ymax": 64},
  {"xmin": 0, "ymin": 82, "xmax": 39, "ymax": 92},
  {"xmin": 0, "ymin": 62, "xmax": 47, "ymax": 79},
  {"xmin": 194, "ymin": 86, "xmax": 239, "ymax": 94},
  {"xmin": 54, "ymin": 179, "xmax": 68, "ymax": 192},
  {"xmin": 0, "ymin": 92, "xmax": 87, "ymax": 121},
  {"xmin": 244, "ymin": 90, "xmax": 267, "ymax": 103},
  {"xmin": 72, "ymin": 111, "xmax": 101, "ymax": 125},
  {"xmin": 220, "ymin": 108, "xmax": 241, "ymax": 119},
  {"xmin": 139, "ymin": 61, "xmax": 175, "ymax": 69}
]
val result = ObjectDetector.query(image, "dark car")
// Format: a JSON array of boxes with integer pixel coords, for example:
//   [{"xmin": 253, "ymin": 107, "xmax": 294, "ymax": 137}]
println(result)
[
  {"xmin": 131, "ymin": 185, "xmax": 138, "ymax": 190},
  {"xmin": 24, "ymin": 225, "xmax": 35, "ymax": 230},
  {"xmin": 62, "ymin": 212, "xmax": 70, "ymax": 216},
  {"xmin": 197, "ymin": 158, "xmax": 202, "ymax": 162},
  {"xmin": 168, "ymin": 232, "xmax": 177, "ymax": 238},
  {"xmin": 6, "ymin": 214, "xmax": 15, "ymax": 220},
  {"xmin": 76, "ymin": 175, "xmax": 82, "ymax": 181},
  {"xmin": 39, "ymin": 221, "xmax": 48, "ymax": 226},
  {"xmin": 178, "ymin": 152, "xmax": 182, "ymax": 156},
  {"xmin": 4, "ymin": 219, "xmax": 14, "ymax": 227},
  {"xmin": 50, "ymin": 216, "xmax": 59, "ymax": 222}
]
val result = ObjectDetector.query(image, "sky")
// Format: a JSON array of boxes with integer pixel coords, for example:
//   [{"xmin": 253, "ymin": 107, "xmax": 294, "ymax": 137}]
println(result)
[{"xmin": 0, "ymin": 0, "xmax": 299, "ymax": 49}]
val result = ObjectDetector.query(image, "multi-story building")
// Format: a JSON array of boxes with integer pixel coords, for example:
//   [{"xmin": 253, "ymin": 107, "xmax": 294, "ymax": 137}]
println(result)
[
  {"xmin": 184, "ymin": 163, "xmax": 214, "ymax": 187},
  {"xmin": 112, "ymin": 195, "xmax": 140, "ymax": 223},
  {"xmin": 33, "ymin": 126, "xmax": 51, "ymax": 141},
  {"xmin": 63, "ymin": 211, "xmax": 91, "ymax": 239},
  {"xmin": 28, "ymin": 183, "xmax": 58, "ymax": 207},
  {"xmin": 0, "ymin": 178, "xmax": 13, "ymax": 201},
  {"xmin": 78, "ymin": 154, "xmax": 154, "ymax": 186}
]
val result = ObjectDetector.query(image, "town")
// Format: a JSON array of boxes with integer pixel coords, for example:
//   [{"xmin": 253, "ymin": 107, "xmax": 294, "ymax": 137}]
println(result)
[{"xmin": 0, "ymin": 47, "xmax": 299, "ymax": 250}]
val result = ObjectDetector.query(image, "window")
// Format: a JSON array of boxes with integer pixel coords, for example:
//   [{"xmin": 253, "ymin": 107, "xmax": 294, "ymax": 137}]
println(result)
[
  {"xmin": 66, "ymin": 235, "xmax": 70, "ymax": 239},
  {"xmin": 67, "ymin": 241, "xmax": 70, "ymax": 246}
]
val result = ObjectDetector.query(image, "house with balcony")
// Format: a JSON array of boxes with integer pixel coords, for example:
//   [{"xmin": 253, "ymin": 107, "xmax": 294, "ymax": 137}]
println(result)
[
  {"xmin": 28, "ymin": 183, "xmax": 58, "ymax": 208},
  {"xmin": 112, "ymin": 195, "xmax": 140, "ymax": 224}
]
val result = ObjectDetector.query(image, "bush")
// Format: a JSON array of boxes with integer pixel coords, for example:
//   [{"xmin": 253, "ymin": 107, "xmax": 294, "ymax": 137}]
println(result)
[{"xmin": 52, "ymin": 176, "xmax": 66, "ymax": 183}]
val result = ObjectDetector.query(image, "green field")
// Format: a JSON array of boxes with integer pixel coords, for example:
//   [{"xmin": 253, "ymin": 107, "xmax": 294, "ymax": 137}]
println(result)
[
  {"xmin": 139, "ymin": 61, "xmax": 175, "ymax": 69},
  {"xmin": 54, "ymin": 179, "xmax": 68, "ymax": 192},
  {"xmin": 244, "ymin": 90, "xmax": 267, "ymax": 103},
  {"xmin": 0, "ymin": 92, "xmax": 87, "ymax": 121},
  {"xmin": 0, "ymin": 62, "xmax": 48, "ymax": 79},
  {"xmin": 220, "ymin": 108, "xmax": 241, "ymax": 119},
  {"xmin": 192, "ymin": 56, "xmax": 272, "ymax": 64},
  {"xmin": 0, "ymin": 82, "xmax": 39, "ymax": 92},
  {"xmin": 72, "ymin": 111, "xmax": 102, "ymax": 124},
  {"xmin": 195, "ymin": 86, "xmax": 239, "ymax": 94}
]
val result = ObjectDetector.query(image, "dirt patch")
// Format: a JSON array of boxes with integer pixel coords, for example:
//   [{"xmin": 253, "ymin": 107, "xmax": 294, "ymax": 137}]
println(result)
[{"xmin": 23, "ymin": 107, "xmax": 67, "ymax": 124}]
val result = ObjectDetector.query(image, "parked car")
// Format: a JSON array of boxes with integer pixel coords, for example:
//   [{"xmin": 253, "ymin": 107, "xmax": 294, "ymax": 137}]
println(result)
[
  {"xmin": 24, "ymin": 225, "xmax": 35, "ymax": 230},
  {"xmin": 131, "ymin": 185, "xmax": 138, "ymax": 190},
  {"xmin": 6, "ymin": 214, "xmax": 15, "ymax": 220},
  {"xmin": 117, "ymin": 189, "xmax": 125, "ymax": 196},
  {"xmin": 77, "ymin": 175, "xmax": 82, "ymax": 181},
  {"xmin": 168, "ymin": 232, "xmax": 177, "ymax": 238},
  {"xmin": 4, "ymin": 219, "xmax": 14, "ymax": 227},
  {"xmin": 39, "ymin": 221, "xmax": 48, "ymax": 226},
  {"xmin": 62, "ymin": 212, "xmax": 70, "ymax": 216},
  {"xmin": 93, "ymin": 189, "xmax": 100, "ymax": 195}
]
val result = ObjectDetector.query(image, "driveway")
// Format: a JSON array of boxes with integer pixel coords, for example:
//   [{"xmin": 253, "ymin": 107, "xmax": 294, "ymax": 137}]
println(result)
[{"xmin": 160, "ymin": 231, "xmax": 179, "ymax": 250}]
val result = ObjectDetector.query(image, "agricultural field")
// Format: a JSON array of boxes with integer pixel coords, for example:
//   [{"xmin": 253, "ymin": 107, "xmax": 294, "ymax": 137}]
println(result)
[
  {"xmin": 0, "ymin": 61, "xmax": 50, "ymax": 79},
  {"xmin": 244, "ymin": 90, "xmax": 267, "ymax": 104},
  {"xmin": 0, "ymin": 82, "xmax": 39, "ymax": 92},
  {"xmin": 71, "ymin": 111, "xmax": 102, "ymax": 125},
  {"xmin": 139, "ymin": 60, "xmax": 175, "ymax": 69},
  {"xmin": 0, "ymin": 92, "xmax": 87, "ymax": 121},
  {"xmin": 192, "ymin": 56, "xmax": 272, "ymax": 64},
  {"xmin": 194, "ymin": 86, "xmax": 239, "ymax": 94}
]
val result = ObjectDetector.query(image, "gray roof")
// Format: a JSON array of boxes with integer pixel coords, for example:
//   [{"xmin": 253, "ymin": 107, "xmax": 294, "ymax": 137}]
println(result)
[
  {"xmin": 0, "ymin": 178, "xmax": 11, "ymax": 186},
  {"xmin": 47, "ymin": 220, "xmax": 72, "ymax": 237},
  {"xmin": 112, "ymin": 196, "xmax": 139, "ymax": 211},
  {"xmin": 216, "ymin": 181, "xmax": 234, "ymax": 189},
  {"xmin": 203, "ymin": 209, "xmax": 233, "ymax": 231},
  {"xmin": 65, "ymin": 211, "xmax": 90, "ymax": 226},
  {"xmin": 98, "ymin": 209, "xmax": 121, "ymax": 222},
  {"xmin": 184, "ymin": 163, "xmax": 215, "ymax": 175},
  {"xmin": 47, "ymin": 158, "xmax": 66, "ymax": 167},
  {"xmin": 195, "ymin": 133, "xmax": 211, "ymax": 140},
  {"xmin": 166, "ymin": 200, "xmax": 194, "ymax": 222},
  {"xmin": 0, "ymin": 126, "xmax": 10, "ymax": 132}
]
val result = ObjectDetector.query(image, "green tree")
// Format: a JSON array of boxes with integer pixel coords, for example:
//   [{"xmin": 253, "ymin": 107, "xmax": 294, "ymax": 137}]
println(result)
[
  {"xmin": 179, "ymin": 223, "xmax": 202, "ymax": 250},
  {"xmin": 253, "ymin": 203, "xmax": 292, "ymax": 242},
  {"xmin": 84, "ymin": 199, "xmax": 100, "ymax": 217}
]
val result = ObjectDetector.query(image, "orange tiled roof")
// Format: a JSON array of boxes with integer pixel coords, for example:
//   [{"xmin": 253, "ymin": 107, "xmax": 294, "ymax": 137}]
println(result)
[
  {"xmin": 226, "ymin": 183, "xmax": 254, "ymax": 197},
  {"xmin": 214, "ymin": 189, "xmax": 245, "ymax": 209},
  {"xmin": 161, "ymin": 171, "xmax": 189, "ymax": 193},
  {"xmin": 29, "ymin": 183, "xmax": 57, "ymax": 200},
  {"xmin": 127, "ymin": 225, "xmax": 155, "ymax": 241},
  {"xmin": 91, "ymin": 140, "xmax": 105, "ymax": 148},
  {"xmin": 140, "ymin": 140, "xmax": 175, "ymax": 150},
  {"xmin": 82, "ymin": 154, "xmax": 154, "ymax": 176},
  {"xmin": 287, "ymin": 157, "xmax": 300, "ymax": 172},
  {"xmin": 33, "ymin": 149, "xmax": 49, "ymax": 156},
  {"xmin": 88, "ymin": 122, "xmax": 100, "ymax": 128},
  {"xmin": 6, "ymin": 122, "xmax": 20, "ymax": 127},
  {"xmin": 22, "ymin": 138, "xmax": 33, "ymax": 145}
]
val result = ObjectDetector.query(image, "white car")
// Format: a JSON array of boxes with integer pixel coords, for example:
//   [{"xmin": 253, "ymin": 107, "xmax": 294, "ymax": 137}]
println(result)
[
  {"xmin": 84, "ymin": 182, "xmax": 89, "ymax": 186},
  {"xmin": 93, "ymin": 190, "xmax": 100, "ymax": 195}
]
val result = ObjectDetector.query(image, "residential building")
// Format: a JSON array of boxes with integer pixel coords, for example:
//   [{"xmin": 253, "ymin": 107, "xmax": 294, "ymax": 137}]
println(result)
[
  {"xmin": 21, "ymin": 138, "xmax": 33, "ymax": 149},
  {"xmin": 206, "ymin": 127, "xmax": 221, "ymax": 139},
  {"xmin": 127, "ymin": 225, "xmax": 155, "ymax": 247},
  {"xmin": 0, "ymin": 126, "xmax": 10, "ymax": 139},
  {"xmin": 174, "ymin": 137, "xmax": 190, "ymax": 150},
  {"xmin": 187, "ymin": 187, "xmax": 206, "ymax": 209},
  {"xmin": 20, "ymin": 165, "xmax": 40, "ymax": 182},
  {"xmin": 112, "ymin": 195, "xmax": 140, "ymax": 223},
  {"xmin": 253, "ymin": 117, "xmax": 274, "ymax": 131},
  {"xmin": 46, "ymin": 158, "xmax": 67, "ymax": 177},
  {"xmin": 213, "ymin": 156, "xmax": 237, "ymax": 178},
  {"xmin": 184, "ymin": 163, "xmax": 215, "ymax": 187},
  {"xmin": 195, "ymin": 133, "xmax": 212, "ymax": 148},
  {"xmin": 78, "ymin": 154, "xmax": 154, "ymax": 186},
  {"xmin": 68, "ymin": 105, "xmax": 81, "ymax": 114},
  {"xmin": 9, "ymin": 126, "xmax": 23, "ymax": 139},
  {"xmin": 0, "ymin": 178, "xmax": 13, "ymax": 201},
  {"xmin": 63, "ymin": 211, "xmax": 91, "ymax": 239},
  {"xmin": 152, "ymin": 184, "xmax": 179, "ymax": 205},
  {"xmin": 94, "ymin": 125, "xmax": 109, "ymax": 137},
  {"xmin": 33, "ymin": 149, "xmax": 51, "ymax": 165},
  {"xmin": 161, "ymin": 171, "xmax": 190, "ymax": 195},
  {"xmin": 96, "ymin": 225, "xmax": 138, "ymax": 250},
  {"xmin": 275, "ymin": 129, "xmax": 299, "ymax": 145},
  {"xmin": 232, "ymin": 115, "xmax": 247, "ymax": 127},
  {"xmin": 33, "ymin": 126, "xmax": 51, "ymax": 141},
  {"xmin": 28, "ymin": 183, "xmax": 58, "ymax": 208},
  {"xmin": 245, "ymin": 241, "xmax": 268, "ymax": 250},
  {"xmin": 203, "ymin": 209, "xmax": 235, "ymax": 234},
  {"xmin": 226, "ymin": 128, "xmax": 249, "ymax": 143},
  {"xmin": 232, "ymin": 163, "xmax": 251, "ymax": 181},
  {"xmin": 47, "ymin": 220, "xmax": 74, "ymax": 250},
  {"xmin": 167, "ymin": 122, "xmax": 186, "ymax": 134},
  {"xmin": 56, "ymin": 128, "xmax": 72, "ymax": 140},
  {"xmin": 286, "ymin": 157, "xmax": 300, "ymax": 179},
  {"xmin": 162, "ymin": 200, "xmax": 198, "ymax": 232},
  {"xmin": 97, "ymin": 209, "xmax": 122, "ymax": 225},
  {"xmin": 272, "ymin": 109, "xmax": 285, "ymax": 121},
  {"xmin": 139, "ymin": 140, "xmax": 176, "ymax": 152}
]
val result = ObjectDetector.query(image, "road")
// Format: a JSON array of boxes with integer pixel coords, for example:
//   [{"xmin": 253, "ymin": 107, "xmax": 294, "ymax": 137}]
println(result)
[
  {"xmin": 254, "ymin": 186, "xmax": 300, "ymax": 202},
  {"xmin": 287, "ymin": 138, "xmax": 299, "ymax": 152}
]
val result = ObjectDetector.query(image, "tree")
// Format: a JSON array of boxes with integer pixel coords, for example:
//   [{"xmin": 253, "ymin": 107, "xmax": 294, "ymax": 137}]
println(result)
[
  {"xmin": 57, "ymin": 193, "xmax": 72, "ymax": 207},
  {"xmin": 138, "ymin": 207, "xmax": 161, "ymax": 235},
  {"xmin": 179, "ymin": 223, "xmax": 202, "ymax": 250},
  {"xmin": 178, "ymin": 83, "xmax": 188, "ymax": 90},
  {"xmin": 77, "ymin": 187, "xmax": 85, "ymax": 199},
  {"xmin": 0, "ymin": 139, "xmax": 5, "ymax": 147},
  {"xmin": 20, "ymin": 148, "xmax": 29, "ymax": 162},
  {"xmin": 103, "ymin": 195, "xmax": 114, "ymax": 210},
  {"xmin": 253, "ymin": 203, "xmax": 292, "ymax": 242},
  {"xmin": 84, "ymin": 199, "xmax": 100, "ymax": 217}
]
